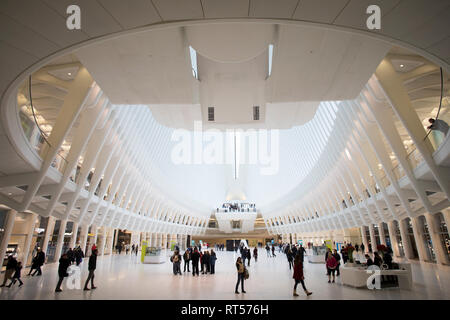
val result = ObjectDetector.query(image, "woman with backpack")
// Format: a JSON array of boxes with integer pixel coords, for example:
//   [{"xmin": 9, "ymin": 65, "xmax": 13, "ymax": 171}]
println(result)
[
  {"xmin": 235, "ymin": 257, "xmax": 246, "ymax": 294},
  {"xmin": 292, "ymin": 254, "xmax": 312, "ymax": 296}
]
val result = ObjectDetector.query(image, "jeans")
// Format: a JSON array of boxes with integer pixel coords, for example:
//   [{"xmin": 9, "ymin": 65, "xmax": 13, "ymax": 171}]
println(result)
[
  {"xmin": 294, "ymin": 279, "xmax": 307, "ymax": 291},
  {"xmin": 210, "ymin": 263, "xmax": 215, "ymax": 274},
  {"xmin": 235, "ymin": 273, "xmax": 245, "ymax": 292},
  {"xmin": 84, "ymin": 270, "xmax": 95, "ymax": 288},
  {"xmin": 192, "ymin": 262, "xmax": 199, "ymax": 276},
  {"xmin": 31, "ymin": 265, "xmax": 42, "ymax": 276},
  {"xmin": 173, "ymin": 262, "xmax": 181, "ymax": 275},
  {"xmin": 184, "ymin": 260, "xmax": 190, "ymax": 272},
  {"xmin": 56, "ymin": 276, "xmax": 65, "ymax": 290}
]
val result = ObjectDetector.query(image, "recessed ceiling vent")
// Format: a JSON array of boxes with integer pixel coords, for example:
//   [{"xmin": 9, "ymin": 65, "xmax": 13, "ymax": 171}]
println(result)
[{"xmin": 208, "ymin": 107, "xmax": 215, "ymax": 121}]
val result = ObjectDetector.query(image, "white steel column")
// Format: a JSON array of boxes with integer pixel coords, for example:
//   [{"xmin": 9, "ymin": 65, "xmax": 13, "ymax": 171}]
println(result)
[
  {"xmin": 360, "ymin": 226, "xmax": 369, "ymax": 253},
  {"xmin": 387, "ymin": 221, "xmax": 401, "ymax": 257},
  {"xmin": 79, "ymin": 224, "xmax": 89, "ymax": 253},
  {"xmin": 98, "ymin": 227, "xmax": 107, "ymax": 256},
  {"xmin": 411, "ymin": 216, "xmax": 431, "ymax": 262},
  {"xmin": 41, "ymin": 216, "xmax": 55, "ymax": 254},
  {"xmin": 21, "ymin": 213, "xmax": 38, "ymax": 266},
  {"xmin": 0, "ymin": 210, "xmax": 17, "ymax": 263},
  {"xmin": 399, "ymin": 219, "xmax": 414, "ymax": 259},
  {"xmin": 54, "ymin": 219, "xmax": 68, "ymax": 261},
  {"xmin": 368, "ymin": 224, "xmax": 377, "ymax": 252},
  {"xmin": 378, "ymin": 223, "xmax": 387, "ymax": 246},
  {"xmin": 69, "ymin": 222, "xmax": 79, "ymax": 249},
  {"xmin": 424, "ymin": 213, "xmax": 449, "ymax": 265}
]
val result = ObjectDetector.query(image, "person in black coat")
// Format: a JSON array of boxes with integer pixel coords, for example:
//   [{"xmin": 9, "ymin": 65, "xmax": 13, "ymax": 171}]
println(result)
[
  {"xmin": 74, "ymin": 246, "xmax": 84, "ymax": 266},
  {"xmin": 66, "ymin": 248, "xmax": 74, "ymax": 265},
  {"xmin": 365, "ymin": 254, "xmax": 374, "ymax": 266},
  {"xmin": 373, "ymin": 252, "xmax": 382, "ymax": 267},
  {"xmin": 7, "ymin": 261, "xmax": 23, "ymax": 287},
  {"xmin": 246, "ymin": 247, "xmax": 251, "ymax": 266},
  {"xmin": 29, "ymin": 248, "xmax": 45, "ymax": 276},
  {"xmin": 55, "ymin": 253, "xmax": 70, "ymax": 292},
  {"xmin": 298, "ymin": 245, "xmax": 306, "ymax": 262},
  {"xmin": 210, "ymin": 250, "xmax": 217, "ymax": 274},
  {"xmin": 191, "ymin": 248, "xmax": 200, "ymax": 276},
  {"xmin": 287, "ymin": 249, "xmax": 294, "ymax": 269},
  {"xmin": 332, "ymin": 249, "xmax": 341, "ymax": 276},
  {"xmin": 1, "ymin": 256, "xmax": 17, "ymax": 287},
  {"xmin": 83, "ymin": 249, "xmax": 98, "ymax": 290}
]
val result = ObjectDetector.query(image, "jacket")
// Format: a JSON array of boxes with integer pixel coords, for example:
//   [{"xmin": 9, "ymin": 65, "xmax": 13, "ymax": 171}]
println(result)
[
  {"xmin": 326, "ymin": 256, "xmax": 338, "ymax": 269},
  {"xmin": 36, "ymin": 251, "xmax": 45, "ymax": 265},
  {"xmin": 183, "ymin": 252, "xmax": 191, "ymax": 261},
  {"xmin": 6, "ymin": 258, "xmax": 17, "ymax": 270},
  {"xmin": 236, "ymin": 261, "xmax": 244, "ymax": 273},
  {"xmin": 88, "ymin": 253, "xmax": 97, "ymax": 271},
  {"xmin": 58, "ymin": 257, "xmax": 70, "ymax": 277},
  {"xmin": 191, "ymin": 251, "xmax": 200, "ymax": 263},
  {"xmin": 210, "ymin": 253, "xmax": 217, "ymax": 265}
]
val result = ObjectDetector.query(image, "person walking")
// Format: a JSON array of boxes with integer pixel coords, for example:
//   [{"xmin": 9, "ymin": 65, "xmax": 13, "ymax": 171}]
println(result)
[
  {"xmin": 241, "ymin": 248, "xmax": 247, "ymax": 266},
  {"xmin": 131, "ymin": 244, "xmax": 135, "ymax": 254},
  {"xmin": 7, "ymin": 261, "xmax": 23, "ymax": 288},
  {"xmin": 332, "ymin": 249, "xmax": 341, "ymax": 276},
  {"xmin": 246, "ymin": 248, "xmax": 251, "ymax": 267},
  {"xmin": 271, "ymin": 245, "xmax": 276, "ymax": 257},
  {"xmin": 265, "ymin": 244, "xmax": 271, "ymax": 257},
  {"xmin": 210, "ymin": 250, "xmax": 217, "ymax": 274},
  {"xmin": 253, "ymin": 247, "xmax": 258, "ymax": 262},
  {"xmin": 29, "ymin": 248, "xmax": 45, "ymax": 276},
  {"xmin": 326, "ymin": 253, "xmax": 338, "ymax": 283},
  {"xmin": 55, "ymin": 253, "xmax": 70, "ymax": 292},
  {"xmin": 183, "ymin": 249, "xmax": 191, "ymax": 273},
  {"xmin": 293, "ymin": 254, "xmax": 312, "ymax": 296},
  {"xmin": 135, "ymin": 244, "xmax": 139, "ymax": 256},
  {"xmin": 287, "ymin": 248, "xmax": 294, "ymax": 270},
  {"xmin": 1, "ymin": 256, "xmax": 18, "ymax": 287},
  {"xmin": 191, "ymin": 247, "xmax": 200, "ymax": 276},
  {"xmin": 83, "ymin": 249, "xmax": 98, "ymax": 290},
  {"xmin": 235, "ymin": 257, "xmax": 246, "ymax": 294}
]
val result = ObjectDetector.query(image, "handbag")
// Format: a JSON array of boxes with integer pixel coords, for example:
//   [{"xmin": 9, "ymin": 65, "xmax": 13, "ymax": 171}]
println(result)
[{"xmin": 244, "ymin": 267, "xmax": 249, "ymax": 280}]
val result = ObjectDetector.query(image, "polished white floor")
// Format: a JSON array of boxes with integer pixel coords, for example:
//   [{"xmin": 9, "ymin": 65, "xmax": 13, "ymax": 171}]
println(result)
[{"xmin": 1, "ymin": 249, "xmax": 449, "ymax": 300}]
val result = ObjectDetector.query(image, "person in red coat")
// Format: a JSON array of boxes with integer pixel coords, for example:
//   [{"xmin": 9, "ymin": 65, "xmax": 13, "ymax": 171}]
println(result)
[
  {"xmin": 326, "ymin": 254, "xmax": 338, "ymax": 283},
  {"xmin": 293, "ymin": 253, "xmax": 312, "ymax": 296}
]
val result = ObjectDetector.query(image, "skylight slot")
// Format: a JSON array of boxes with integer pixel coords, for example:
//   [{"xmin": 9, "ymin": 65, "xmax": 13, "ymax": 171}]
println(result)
[
  {"xmin": 208, "ymin": 107, "xmax": 214, "ymax": 121},
  {"xmin": 253, "ymin": 106, "xmax": 260, "ymax": 121},
  {"xmin": 189, "ymin": 46, "xmax": 198, "ymax": 80},
  {"xmin": 268, "ymin": 44, "xmax": 274, "ymax": 77}
]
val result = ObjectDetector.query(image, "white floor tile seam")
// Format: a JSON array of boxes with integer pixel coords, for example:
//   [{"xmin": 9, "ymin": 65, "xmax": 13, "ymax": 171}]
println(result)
[{"xmin": 1, "ymin": 250, "xmax": 449, "ymax": 300}]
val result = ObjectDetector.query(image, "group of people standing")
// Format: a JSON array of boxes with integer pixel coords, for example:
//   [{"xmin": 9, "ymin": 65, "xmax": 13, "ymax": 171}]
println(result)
[{"xmin": 171, "ymin": 247, "xmax": 218, "ymax": 276}]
